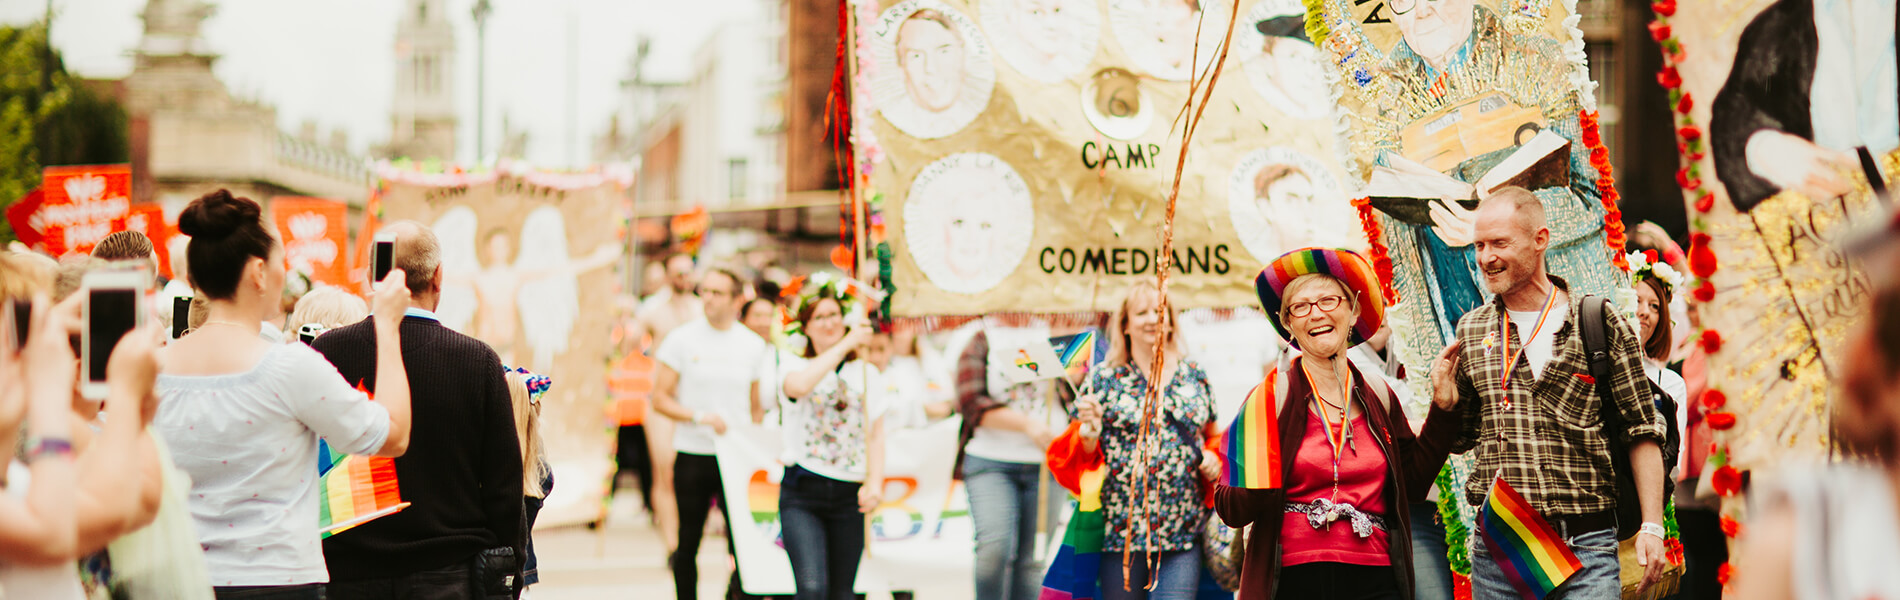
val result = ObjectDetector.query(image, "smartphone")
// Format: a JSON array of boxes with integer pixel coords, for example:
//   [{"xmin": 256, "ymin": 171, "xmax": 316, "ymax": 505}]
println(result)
[
  {"xmin": 81, "ymin": 269, "xmax": 150, "ymax": 400},
  {"xmin": 371, "ymin": 232, "xmax": 397, "ymax": 286},
  {"xmin": 172, "ymin": 295, "xmax": 192, "ymax": 340},
  {"xmin": 298, "ymin": 323, "xmax": 326, "ymax": 345},
  {"xmin": 5, "ymin": 299, "xmax": 26, "ymax": 353}
]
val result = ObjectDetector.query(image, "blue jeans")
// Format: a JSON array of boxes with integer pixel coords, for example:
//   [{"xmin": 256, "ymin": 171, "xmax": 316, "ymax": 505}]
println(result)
[
  {"xmin": 965, "ymin": 455, "xmax": 1067, "ymax": 600},
  {"xmin": 1470, "ymin": 524, "xmax": 1620, "ymax": 600},
  {"xmin": 1098, "ymin": 550, "xmax": 1200, "ymax": 600},
  {"xmin": 1410, "ymin": 501, "xmax": 1454, "ymax": 600},
  {"xmin": 778, "ymin": 465, "xmax": 865, "ymax": 600}
]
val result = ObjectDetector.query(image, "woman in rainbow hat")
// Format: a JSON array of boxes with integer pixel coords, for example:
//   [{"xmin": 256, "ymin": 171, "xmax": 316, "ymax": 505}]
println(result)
[{"xmin": 1213, "ymin": 247, "xmax": 1466, "ymax": 599}]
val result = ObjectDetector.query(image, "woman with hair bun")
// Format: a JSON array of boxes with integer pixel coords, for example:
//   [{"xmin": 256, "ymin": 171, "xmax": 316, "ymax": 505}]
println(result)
[{"xmin": 153, "ymin": 190, "xmax": 416, "ymax": 598}]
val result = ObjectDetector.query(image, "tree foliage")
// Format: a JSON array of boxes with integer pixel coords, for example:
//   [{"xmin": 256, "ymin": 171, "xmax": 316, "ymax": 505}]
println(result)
[{"xmin": 0, "ymin": 23, "xmax": 131, "ymax": 244}]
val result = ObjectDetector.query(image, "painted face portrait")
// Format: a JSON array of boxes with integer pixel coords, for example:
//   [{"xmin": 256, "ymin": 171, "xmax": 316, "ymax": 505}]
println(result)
[
  {"xmin": 1228, "ymin": 148, "xmax": 1352, "ymax": 262},
  {"xmin": 903, "ymin": 153, "xmax": 1035, "ymax": 295},
  {"xmin": 1392, "ymin": 0, "xmax": 1476, "ymax": 70},
  {"xmin": 985, "ymin": 0, "xmax": 1101, "ymax": 82},
  {"xmin": 1109, "ymin": 0, "xmax": 1221, "ymax": 81},
  {"xmin": 1149, "ymin": 0, "xmax": 1203, "ymax": 73},
  {"xmin": 872, "ymin": 2, "xmax": 995, "ymax": 139},
  {"xmin": 898, "ymin": 12, "xmax": 966, "ymax": 113},
  {"xmin": 1015, "ymin": 0, "xmax": 1077, "ymax": 61}
]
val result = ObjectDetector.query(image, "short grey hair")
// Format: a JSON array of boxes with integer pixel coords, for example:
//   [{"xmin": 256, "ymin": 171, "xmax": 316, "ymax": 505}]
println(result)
[
  {"xmin": 284, "ymin": 286, "xmax": 370, "ymax": 339},
  {"xmin": 1479, "ymin": 186, "xmax": 1546, "ymax": 233},
  {"xmin": 385, "ymin": 221, "xmax": 441, "ymax": 295}
]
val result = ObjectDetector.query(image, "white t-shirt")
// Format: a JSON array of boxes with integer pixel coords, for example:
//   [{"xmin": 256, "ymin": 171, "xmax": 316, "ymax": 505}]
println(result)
[
  {"xmin": 1645, "ymin": 359, "xmax": 1689, "ymax": 476},
  {"xmin": 1507, "ymin": 301, "xmax": 1568, "ymax": 380},
  {"xmin": 776, "ymin": 355, "xmax": 891, "ymax": 482},
  {"xmin": 154, "ymin": 343, "xmax": 392, "ymax": 586},
  {"xmin": 654, "ymin": 318, "xmax": 768, "ymax": 455},
  {"xmin": 878, "ymin": 356, "xmax": 940, "ymax": 431}
]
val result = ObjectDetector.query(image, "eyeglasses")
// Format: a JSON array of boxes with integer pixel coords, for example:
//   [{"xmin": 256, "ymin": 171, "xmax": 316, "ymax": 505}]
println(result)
[
  {"xmin": 1285, "ymin": 294, "xmax": 1347, "ymax": 318},
  {"xmin": 1389, "ymin": 0, "xmax": 1441, "ymax": 16}
]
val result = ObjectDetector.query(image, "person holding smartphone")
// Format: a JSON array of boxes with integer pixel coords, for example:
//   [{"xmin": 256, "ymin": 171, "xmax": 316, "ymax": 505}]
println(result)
[
  {"xmin": 0, "ymin": 290, "xmax": 80, "ymax": 589},
  {"xmin": 154, "ymin": 190, "xmax": 415, "ymax": 599}
]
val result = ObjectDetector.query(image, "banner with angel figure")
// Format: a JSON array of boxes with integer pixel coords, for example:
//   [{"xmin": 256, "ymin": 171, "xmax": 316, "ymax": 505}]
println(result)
[
  {"xmin": 854, "ymin": 0, "xmax": 1365, "ymax": 316},
  {"xmin": 376, "ymin": 168, "xmax": 627, "ymax": 527},
  {"xmin": 1649, "ymin": 0, "xmax": 1890, "ymax": 472},
  {"xmin": 1300, "ymin": 0, "xmax": 1627, "ymax": 391}
]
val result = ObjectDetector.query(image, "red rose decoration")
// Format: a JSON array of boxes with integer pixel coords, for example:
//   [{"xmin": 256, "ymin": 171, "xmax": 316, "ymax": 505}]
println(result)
[
  {"xmin": 1717, "ymin": 563, "xmax": 1734, "ymax": 585},
  {"xmin": 1691, "ymin": 232, "xmax": 1712, "ymax": 246},
  {"xmin": 1678, "ymin": 125, "xmax": 1702, "ymax": 141},
  {"xmin": 1719, "ymin": 515, "xmax": 1742, "ymax": 537},
  {"xmin": 1693, "ymin": 279, "xmax": 1716, "ymax": 302},
  {"xmin": 1657, "ymin": 66, "xmax": 1682, "ymax": 88},
  {"xmin": 1701, "ymin": 388, "xmax": 1728, "ymax": 411},
  {"xmin": 1643, "ymin": 249, "xmax": 1659, "ymax": 264},
  {"xmin": 1700, "ymin": 330, "xmax": 1725, "ymax": 353},
  {"xmin": 1694, "ymin": 191, "xmax": 1715, "ymax": 213},
  {"xmin": 1677, "ymin": 93, "xmax": 1694, "ymax": 113},
  {"xmin": 1707, "ymin": 412, "xmax": 1737, "ymax": 430},
  {"xmin": 1648, "ymin": 21, "xmax": 1672, "ymax": 42},
  {"xmin": 1689, "ymin": 239, "xmax": 1718, "ymax": 278},
  {"xmin": 1652, "ymin": 0, "xmax": 1677, "ymax": 16},
  {"xmin": 1712, "ymin": 465, "xmax": 1743, "ymax": 496},
  {"xmin": 1676, "ymin": 167, "xmax": 1702, "ymax": 190}
]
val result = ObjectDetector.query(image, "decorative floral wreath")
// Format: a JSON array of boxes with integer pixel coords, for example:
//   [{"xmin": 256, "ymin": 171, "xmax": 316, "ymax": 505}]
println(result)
[
  {"xmin": 778, "ymin": 271, "xmax": 876, "ymax": 338},
  {"xmin": 1626, "ymin": 250, "xmax": 1684, "ymax": 294},
  {"xmin": 506, "ymin": 366, "xmax": 552, "ymax": 401}
]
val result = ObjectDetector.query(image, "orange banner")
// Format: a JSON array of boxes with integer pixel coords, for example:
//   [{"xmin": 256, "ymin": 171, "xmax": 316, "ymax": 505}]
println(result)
[
  {"xmin": 271, "ymin": 196, "xmax": 350, "ymax": 288},
  {"xmin": 39, "ymin": 164, "xmax": 135, "ymax": 258}
]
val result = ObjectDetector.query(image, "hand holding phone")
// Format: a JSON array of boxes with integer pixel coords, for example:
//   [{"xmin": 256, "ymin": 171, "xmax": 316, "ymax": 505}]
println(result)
[
  {"xmin": 81, "ymin": 269, "xmax": 151, "ymax": 401},
  {"xmin": 371, "ymin": 233, "xmax": 396, "ymax": 289}
]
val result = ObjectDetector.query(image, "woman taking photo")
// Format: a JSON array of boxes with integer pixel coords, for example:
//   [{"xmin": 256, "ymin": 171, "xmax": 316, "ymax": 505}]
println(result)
[
  {"xmin": 774, "ymin": 276, "xmax": 886, "ymax": 600},
  {"xmin": 1214, "ymin": 248, "xmax": 1463, "ymax": 600},
  {"xmin": 1070, "ymin": 280, "xmax": 1218, "ymax": 599},
  {"xmin": 154, "ymin": 190, "xmax": 414, "ymax": 598}
]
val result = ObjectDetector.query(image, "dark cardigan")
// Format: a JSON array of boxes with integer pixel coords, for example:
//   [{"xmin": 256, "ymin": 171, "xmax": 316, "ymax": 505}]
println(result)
[{"xmin": 1213, "ymin": 355, "xmax": 1464, "ymax": 600}]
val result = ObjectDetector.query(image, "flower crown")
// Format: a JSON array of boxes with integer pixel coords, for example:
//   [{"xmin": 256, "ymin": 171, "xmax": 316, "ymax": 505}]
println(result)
[
  {"xmin": 1626, "ymin": 250, "xmax": 1683, "ymax": 294},
  {"xmin": 506, "ymin": 366, "xmax": 552, "ymax": 400},
  {"xmin": 778, "ymin": 272, "xmax": 885, "ymax": 338}
]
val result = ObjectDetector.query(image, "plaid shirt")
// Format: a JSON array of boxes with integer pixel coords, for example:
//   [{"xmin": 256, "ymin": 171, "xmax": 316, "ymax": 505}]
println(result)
[{"xmin": 1450, "ymin": 276, "xmax": 1664, "ymax": 516}]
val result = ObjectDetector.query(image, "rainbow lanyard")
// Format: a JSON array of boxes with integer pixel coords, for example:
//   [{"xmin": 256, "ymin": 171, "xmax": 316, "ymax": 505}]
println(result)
[
  {"xmin": 1498, "ymin": 290, "xmax": 1560, "ymax": 398},
  {"xmin": 1300, "ymin": 361, "xmax": 1352, "ymax": 502}
]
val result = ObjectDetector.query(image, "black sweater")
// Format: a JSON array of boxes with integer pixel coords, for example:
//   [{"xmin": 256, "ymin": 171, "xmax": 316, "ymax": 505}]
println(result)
[{"xmin": 311, "ymin": 315, "xmax": 523, "ymax": 580}]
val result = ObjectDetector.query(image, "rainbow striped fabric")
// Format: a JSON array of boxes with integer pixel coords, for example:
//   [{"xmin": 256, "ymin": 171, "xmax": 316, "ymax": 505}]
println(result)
[
  {"xmin": 1255, "ymin": 248, "xmax": 1386, "ymax": 347},
  {"xmin": 1049, "ymin": 331, "xmax": 1097, "ymax": 380},
  {"xmin": 318, "ymin": 441, "xmax": 409, "ymax": 539},
  {"xmin": 1480, "ymin": 476, "xmax": 1582, "ymax": 600},
  {"xmin": 1219, "ymin": 371, "xmax": 1283, "ymax": 489}
]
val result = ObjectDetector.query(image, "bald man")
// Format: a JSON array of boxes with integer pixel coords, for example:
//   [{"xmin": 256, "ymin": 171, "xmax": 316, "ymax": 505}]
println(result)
[{"xmin": 311, "ymin": 221, "xmax": 525, "ymax": 597}]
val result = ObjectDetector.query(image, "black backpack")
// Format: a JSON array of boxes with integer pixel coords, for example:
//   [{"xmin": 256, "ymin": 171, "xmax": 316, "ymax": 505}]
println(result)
[{"xmin": 1578, "ymin": 295, "xmax": 1680, "ymax": 541}]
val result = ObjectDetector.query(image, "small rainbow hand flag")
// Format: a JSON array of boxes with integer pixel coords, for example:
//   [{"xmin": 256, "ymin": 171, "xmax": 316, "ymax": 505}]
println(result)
[
  {"xmin": 1220, "ymin": 371, "xmax": 1283, "ymax": 489},
  {"xmin": 318, "ymin": 451, "xmax": 409, "ymax": 539},
  {"xmin": 1481, "ymin": 476, "xmax": 1583, "ymax": 600},
  {"xmin": 1049, "ymin": 331, "xmax": 1097, "ymax": 380}
]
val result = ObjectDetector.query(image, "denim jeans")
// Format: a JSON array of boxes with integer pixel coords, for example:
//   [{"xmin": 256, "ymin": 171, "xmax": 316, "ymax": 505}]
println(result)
[
  {"xmin": 1471, "ymin": 523, "xmax": 1621, "ymax": 600},
  {"xmin": 964, "ymin": 455, "xmax": 1068, "ymax": 600},
  {"xmin": 1410, "ymin": 501, "xmax": 1454, "ymax": 600},
  {"xmin": 1097, "ymin": 550, "xmax": 1201, "ymax": 600},
  {"xmin": 778, "ymin": 465, "xmax": 865, "ymax": 600}
]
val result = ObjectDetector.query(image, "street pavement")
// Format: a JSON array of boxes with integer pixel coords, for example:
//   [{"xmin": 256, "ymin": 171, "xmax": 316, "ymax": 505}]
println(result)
[{"xmin": 526, "ymin": 494, "xmax": 976, "ymax": 599}]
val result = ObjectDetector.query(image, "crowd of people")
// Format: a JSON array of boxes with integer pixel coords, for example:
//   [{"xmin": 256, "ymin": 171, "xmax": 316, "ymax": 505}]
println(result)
[{"xmin": 1, "ymin": 181, "xmax": 1895, "ymax": 600}]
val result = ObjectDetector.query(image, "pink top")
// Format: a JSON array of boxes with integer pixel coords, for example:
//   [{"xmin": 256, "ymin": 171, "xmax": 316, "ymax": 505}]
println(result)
[{"xmin": 1280, "ymin": 410, "xmax": 1391, "ymax": 567}]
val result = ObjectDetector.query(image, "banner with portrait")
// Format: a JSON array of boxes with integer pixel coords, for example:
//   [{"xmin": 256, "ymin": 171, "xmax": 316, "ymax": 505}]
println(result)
[
  {"xmin": 375, "ymin": 169, "xmax": 627, "ymax": 526},
  {"xmin": 858, "ymin": 0, "xmax": 1363, "ymax": 316},
  {"xmin": 1299, "ymin": 0, "xmax": 1626, "ymax": 398},
  {"xmin": 1656, "ymin": 0, "xmax": 1890, "ymax": 469},
  {"xmin": 269, "ymin": 197, "xmax": 350, "ymax": 289},
  {"xmin": 715, "ymin": 419, "xmax": 978, "ymax": 595}
]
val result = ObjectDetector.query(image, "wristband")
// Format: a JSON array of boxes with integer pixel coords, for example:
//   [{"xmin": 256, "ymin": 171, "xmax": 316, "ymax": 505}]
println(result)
[
  {"xmin": 1638, "ymin": 522, "xmax": 1667, "ymax": 541},
  {"xmin": 24, "ymin": 436, "xmax": 74, "ymax": 463}
]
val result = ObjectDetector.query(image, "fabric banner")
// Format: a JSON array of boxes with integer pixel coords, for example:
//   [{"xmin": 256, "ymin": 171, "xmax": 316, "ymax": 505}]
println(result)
[
  {"xmin": 1656, "ymin": 0, "xmax": 1889, "ymax": 469},
  {"xmin": 270, "ymin": 197, "xmax": 351, "ymax": 289},
  {"xmin": 859, "ymin": 0, "xmax": 1364, "ymax": 316},
  {"xmin": 35, "ymin": 165, "xmax": 171, "ymax": 265},
  {"xmin": 714, "ymin": 418, "xmax": 978, "ymax": 595},
  {"xmin": 1299, "ymin": 0, "xmax": 1625, "ymax": 400},
  {"xmin": 376, "ymin": 169, "xmax": 626, "ymax": 527}
]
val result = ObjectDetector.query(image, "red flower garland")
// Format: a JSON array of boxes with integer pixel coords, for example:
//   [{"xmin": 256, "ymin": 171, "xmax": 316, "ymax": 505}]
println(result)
[
  {"xmin": 1717, "ymin": 563, "xmax": 1733, "ymax": 586},
  {"xmin": 1352, "ymin": 197, "xmax": 1401, "ymax": 305},
  {"xmin": 1452, "ymin": 573, "xmax": 1473, "ymax": 600},
  {"xmin": 1580, "ymin": 110, "xmax": 1630, "ymax": 270},
  {"xmin": 1706, "ymin": 412, "xmax": 1737, "ymax": 430},
  {"xmin": 1700, "ymin": 329, "xmax": 1724, "ymax": 353},
  {"xmin": 1711, "ymin": 465, "xmax": 1743, "ymax": 496},
  {"xmin": 1700, "ymin": 388, "xmax": 1727, "ymax": 411},
  {"xmin": 1719, "ymin": 515, "xmax": 1742, "ymax": 538},
  {"xmin": 1688, "ymin": 233, "xmax": 1718, "ymax": 278},
  {"xmin": 1692, "ymin": 279, "xmax": 1716, "ymax": 302}
]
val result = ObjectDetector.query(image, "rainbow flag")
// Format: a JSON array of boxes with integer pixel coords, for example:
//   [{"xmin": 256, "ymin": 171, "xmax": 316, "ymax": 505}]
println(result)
[
  {"xmin": 1481, "ymin": 476, "xmax": 1582, "ymax": 600},
  {"xmin": 1219, "ymin": 371, "xmax": 1283, "ymax": 489},
  {"xmin": 318, "ymin": 450, "xmax": 409, "ymax": 539},
  {"xmin": 1049, "ymin": 331, "xmax": 1097, "ymax": 380}
]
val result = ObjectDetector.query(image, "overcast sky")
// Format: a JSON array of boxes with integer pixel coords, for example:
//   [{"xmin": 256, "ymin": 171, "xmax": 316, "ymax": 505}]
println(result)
[{"xmin": 0, "ymin": 0, "xmax": 748, "ymax": 166}]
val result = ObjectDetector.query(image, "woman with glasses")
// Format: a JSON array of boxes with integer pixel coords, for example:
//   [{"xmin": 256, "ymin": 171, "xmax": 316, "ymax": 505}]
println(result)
[
  {"xmin": 1214, "ymin": 248, "xmax": 1465, "ymax": 600},
  {"xmin": 773, "ymin": 276, "xmax": 886, "ymax": 600}
]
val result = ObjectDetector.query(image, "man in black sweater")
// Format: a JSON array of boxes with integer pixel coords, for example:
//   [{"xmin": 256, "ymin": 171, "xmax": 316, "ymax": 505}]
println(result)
[{"xmin": 313, "ymin": 221, "xmax": 524, "ymax": 599}]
